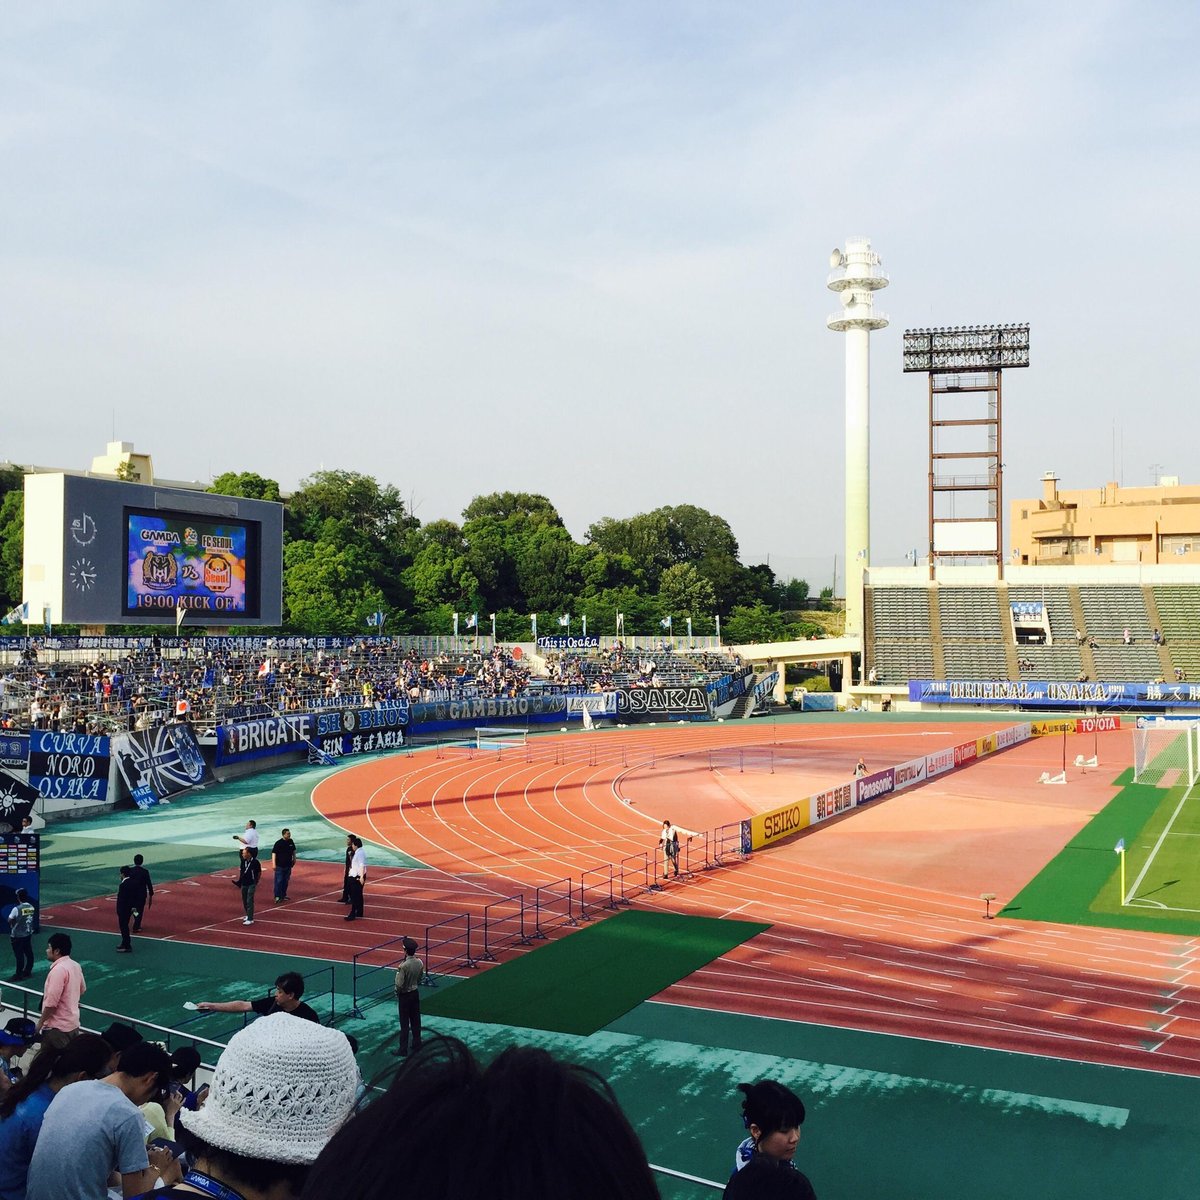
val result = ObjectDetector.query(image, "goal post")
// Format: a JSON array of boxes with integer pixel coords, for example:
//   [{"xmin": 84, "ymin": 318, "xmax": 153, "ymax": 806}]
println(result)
[
  {"xmin": 475, "ymin": 727, "xmax": 529, "ymax": 752},
  {"xmin": 1133, "ymin": 720, "xmax": 1200, "ymax": 786}
]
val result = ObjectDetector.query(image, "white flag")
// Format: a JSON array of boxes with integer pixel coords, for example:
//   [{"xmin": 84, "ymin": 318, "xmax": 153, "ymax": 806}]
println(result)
[
  {"xmin": 581, "ymin": 705, "xmax": 595, "ymax": 730},
  {"xmin": 558, "ymin": 613, "xmax": 569, "ymax": 626},
  {"xmin": 466, "ymin": 613, "xmax": 478, "ymax": 629}
]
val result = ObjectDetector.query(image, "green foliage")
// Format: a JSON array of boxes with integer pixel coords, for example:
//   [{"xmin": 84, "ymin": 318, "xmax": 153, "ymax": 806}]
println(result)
[
  {"xmin": 722, "ymin": 602, "xmax": 795, "ymax": 644},
  {"xmin": 209, "ymin": 471, "xmax": 282, "ymax": 502},
  {"xmin": 0, "ymin": 459, "xmax": 820, "ymax": 638},
  {"xmin": 0, "ymin": 490, "xmax": 23, "ymax": 608},
  {"xmin": 657, "ymin": 562, "xmax": 716, "ymax": 616}
]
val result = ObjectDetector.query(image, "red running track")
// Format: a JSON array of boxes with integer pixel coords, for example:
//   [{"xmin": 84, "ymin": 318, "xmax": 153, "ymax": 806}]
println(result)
[{"xmin": 50, "ymin": 721, "xmax": 1200, "ymax": 1075}]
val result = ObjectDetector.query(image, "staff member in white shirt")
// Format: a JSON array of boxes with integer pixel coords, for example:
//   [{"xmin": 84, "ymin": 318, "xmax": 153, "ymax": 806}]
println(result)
[
  {"xmin": 234, "ymin": 819, "xmax": 260, "ymax": 858},
  {"xmin": 345, "ymin": 837, "xmax": 367, "ymax": 920}
]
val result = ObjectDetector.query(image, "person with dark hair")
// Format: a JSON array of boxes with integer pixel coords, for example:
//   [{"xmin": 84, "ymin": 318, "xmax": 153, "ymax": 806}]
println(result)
[
  {"xmin": 234, "ymin": 819, "xmax": 260, "ymax": 858},
  {"xmin": 300, "ymin": 1035, "xmax": 660, "ymax": 1200},
  {"xmin": 234, "ymin": 846, "xmax": 262, "ymax": 926},
  {"xmin": 339, "ymin": 834, "xmax": 355, "ymax": 904},
  {"xmin": 127, "ymin": 1012, "xmax": 359, "ymax": 1200},
  {"xmin": 0, "ymin": 1032, "xmax": 112, "ymax": 1200},
  {"xmin": 344, "ymin": 837, "xmax": 366, "ymax": 921},
  {"xmin": 6, "ymin": 890, "xmax": 34, "ymax": 982},
  {"xmin": 141, "ymin": 1045, "xmax": 203, "ymax": 1143},
  {"xmin": 26, "ymin": 1040, "xmax": 177, "ymax": 1200},
  {"xmin": 196, "ymin": 971, "xmax": 319, "ymax": 1023},
  {"xmin": 129, "ymin": 853, "xmax": 154, "ymax": 932},
  {"xmin": 116, "ymin": 864, "xmax": 137, "ymax": 952},
  {"xmin": 391, "ymin": 937, "xmax": 423, "ymax": 1058},
  {"xmin": 725, "ymin": 1080, "xmax": 816, "ymax": 1200},
  {"xmin": 36, "ymin": 933, "xmax": 85, "ymax": 1036},
  {"xmin": 271, "ymin": 828, "xmax": 297, "ymax": 904},
  {"xmin": 99, "ymin": 1021, "xmax": 144, "ymax": 1074}
]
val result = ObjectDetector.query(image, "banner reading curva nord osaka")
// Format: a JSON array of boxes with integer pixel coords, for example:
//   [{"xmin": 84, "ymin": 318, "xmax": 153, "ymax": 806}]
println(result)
[
  {"xmin": 28, "ymin": 730, "xmax": 110, "ymax": 802},
  {"xmin": 909, "ymin": 679, "xmax": 1200, "ymax": 710}
]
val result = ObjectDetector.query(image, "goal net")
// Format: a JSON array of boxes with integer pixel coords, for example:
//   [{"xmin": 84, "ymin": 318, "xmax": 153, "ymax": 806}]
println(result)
[
  {"xmin": 1132, "ymin": 720, "xmax": 1200, "ymax": 786},
  {"xmin": 475, "ymin": 726, "xmax": 528, "ymax": 752}
]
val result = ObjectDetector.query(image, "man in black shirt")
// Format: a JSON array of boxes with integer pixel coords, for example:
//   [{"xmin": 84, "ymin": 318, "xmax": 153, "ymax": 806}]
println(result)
[
  {"xmin": 196, "ymin": 971, "xmax": 320, "ymax": 1023},
  {"xmin": 129, "ymin": 853, "xmax": 153, "ymax": 931},
  {"xmin": 271, "ymin": 828, "xmax": 297, "ymax": 904}
]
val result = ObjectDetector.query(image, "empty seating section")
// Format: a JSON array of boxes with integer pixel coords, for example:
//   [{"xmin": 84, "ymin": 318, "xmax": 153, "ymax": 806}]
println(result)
[
  {"xmin": 1077, "ymin": 585, "xmax": 1151, "ymax": 638},
  {"xmin": 942, "ymin": 643, "xmax": 1008, "ymax": 678},
  {"xmin": 1017, "ymin": 643, "xmax": 1083, "ymax": 679},
  {"xmin": 868, "ymin": 588, "xmax": 934, "ymax": 685},
  {"xmin": 870, "ymin": 589, "xmax": 932, "ymax": 638},
  {"xmin": 937, "ymin": 588, "xmax": 1002, "ymax": 639},
  {"xmin": 872, "ymin": 642, "xmax": 935, "ymax": 682},
  {"xmin": 1091, "ymin": 644, "xmax": 1162, "ymax": 680},
  {"xmin": 1153, "ymin": 586, "xmax": 1200, "ymax": 680}
]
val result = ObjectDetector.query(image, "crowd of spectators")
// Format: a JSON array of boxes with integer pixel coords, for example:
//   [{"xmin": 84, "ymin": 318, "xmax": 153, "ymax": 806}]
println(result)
[
  {"xmin": 0, "ymin": 639, "xmax": 540, "ymax": 739},
  {"xmin": 0, "ymin": 637, "xmax": 747, "ymax": 739}
]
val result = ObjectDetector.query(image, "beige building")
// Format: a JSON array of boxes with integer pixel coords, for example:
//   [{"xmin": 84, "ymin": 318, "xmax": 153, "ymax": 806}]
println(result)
[{"xmin": 1011, "ymin": 474, "xmax": 1200, "ymax": 566}]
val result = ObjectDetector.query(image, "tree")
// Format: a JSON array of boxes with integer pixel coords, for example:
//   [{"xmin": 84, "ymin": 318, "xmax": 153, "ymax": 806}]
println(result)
[
  {"xmin": 461, "ymin": 492, "xmax": 570, "ymax": 613},
  {"xmin": 283, "ymin": 540, "xmax": 386, "ymax": 634},
  {"xmin": 722, "ymin": 602, "xmax": 794, "ymax": 645},
  {"xmin": 209, "ymin": 472, "xmax": 282, "ymax": 502},
  {"xmin": 0, "ymin": 489, "xmax": 23, "ymax": 608},
  {"xmin": 657, "ymin": 562, "xmax": 717, "ymax": 617}
]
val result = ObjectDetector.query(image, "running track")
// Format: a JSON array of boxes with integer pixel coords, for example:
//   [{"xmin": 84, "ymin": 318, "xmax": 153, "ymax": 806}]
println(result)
[{"xmin": 49, "ymin": 721, "xmax": 1200, "ymax": 1075}]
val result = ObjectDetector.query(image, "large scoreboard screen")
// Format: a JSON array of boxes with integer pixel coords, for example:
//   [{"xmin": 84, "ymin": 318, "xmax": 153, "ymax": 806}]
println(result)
[
  {"xmin": 22, "ymin": 473, "xmax": 283, "ymax": 627},
  {"xmin": 124, "ymin": 508, "xmax": 261, "ymax": 618}
]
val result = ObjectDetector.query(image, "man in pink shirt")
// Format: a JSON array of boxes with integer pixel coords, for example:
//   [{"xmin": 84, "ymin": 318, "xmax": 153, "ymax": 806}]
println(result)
[{"xmin": 37, "ymin": 932, "xmax": 86, "ymax": 1034}]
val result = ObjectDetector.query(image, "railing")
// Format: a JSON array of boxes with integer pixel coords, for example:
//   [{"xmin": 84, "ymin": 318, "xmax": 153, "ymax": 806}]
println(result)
[{"xmin": 533, "ymin": 877, "xmax": 576, "ymax": 939}]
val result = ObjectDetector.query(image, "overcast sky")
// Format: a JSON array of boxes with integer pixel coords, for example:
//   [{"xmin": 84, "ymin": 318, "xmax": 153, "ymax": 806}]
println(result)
[{"xmin": 3, "ymin": 2, "xmax": 1195, "ymax": 590}]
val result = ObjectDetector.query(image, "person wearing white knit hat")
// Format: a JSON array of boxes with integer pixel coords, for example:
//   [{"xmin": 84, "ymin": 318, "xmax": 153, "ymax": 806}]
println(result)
[{"xmin": 129, "ymin": 1012, "xmax": 359, "ymax": 1200}]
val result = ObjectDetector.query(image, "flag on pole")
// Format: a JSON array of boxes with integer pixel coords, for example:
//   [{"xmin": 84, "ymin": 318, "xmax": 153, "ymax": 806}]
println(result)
[
  {"xmin": 531, "ymin": 613, "xmax": 538, "ymax": 638},
  {"xmin": 1, "ymin": 601, "xmax": 29, "ymax": 626},
  {"xmin": 1114, "ymin": 838, "xmax": 1125, "ymax": 853},
  {"xmin": 581, "ymin": 705, "xmax": 595, "ymax": 731},
  {"xmin": 558, "ymin": 613, "xmax": 569, "ymax": 626},
  {"xmin": 258, "ymin": 660, "xmax": 271, "ymax": 678},
  {"xmin": 366, "ymin": 610, "xmax": 385, "ymax": 628},
  {"xmin": 175, "ymin": 602, "xmax": 188, "ymax": 633},
  {"xmin": 660, "ymin": 615, "xmax": 672, "ymax": 629},
  {"xmin": 43, "ymin": 604, "xmax": 51, "ymax": 635},
  {"xmin": 466, "ymin": 613, "xmax": 478, "ymax": 629}
]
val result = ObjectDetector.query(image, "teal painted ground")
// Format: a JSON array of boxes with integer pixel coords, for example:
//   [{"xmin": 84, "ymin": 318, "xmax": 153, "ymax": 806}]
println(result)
[{"xmin": 27, "ymin": 718, "xmax": 1200, "ymax": 1200}]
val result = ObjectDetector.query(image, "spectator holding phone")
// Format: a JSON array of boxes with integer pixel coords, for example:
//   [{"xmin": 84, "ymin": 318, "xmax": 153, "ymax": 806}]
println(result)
[{"xmin": 141, "ymin": 1046, "xmax": 203, "ymax": 1143}]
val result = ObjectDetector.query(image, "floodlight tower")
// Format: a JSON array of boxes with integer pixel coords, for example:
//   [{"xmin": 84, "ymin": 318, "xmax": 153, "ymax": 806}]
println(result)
[{"xmin": 827, "ymin": 237, "xmax": 888, "ymax": 640}]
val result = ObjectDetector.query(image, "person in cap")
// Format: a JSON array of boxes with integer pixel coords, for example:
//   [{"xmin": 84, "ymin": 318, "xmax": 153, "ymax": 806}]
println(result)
[
  {"xmin": 0, "ymin": 1021, "xmax": 34, "ymax": 1095},
  {"xmin": 25, "ymin": 1039, "xmax": 177, "ymax": 1200},
  {"xmin": 725, "ymin": 1080, "xmax": 816, "ymax": 1200},
  {"xmin": 127, "ymin": 1011, "xmax": 359, "ymax": 1200},
  {"xmin": 391, "ymin": 937, "xmax": 423, "ymax": 1058},
  {"xmin": 6, "ymin": 889, "xmax": 35, "ymax": 981}
]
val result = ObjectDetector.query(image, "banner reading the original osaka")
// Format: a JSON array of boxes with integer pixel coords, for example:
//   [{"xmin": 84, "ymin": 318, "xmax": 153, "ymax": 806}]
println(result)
[
  {"xmin": 910, "ymin": 679, "xmax": 1200, "ymax": 710},
  {"xmin": 28, "ymin": 730, "xmax": 110, "ymax": 802},
  {"xmin": 112, "ymin": 726, "xmax": 212, "ymax": 805}
]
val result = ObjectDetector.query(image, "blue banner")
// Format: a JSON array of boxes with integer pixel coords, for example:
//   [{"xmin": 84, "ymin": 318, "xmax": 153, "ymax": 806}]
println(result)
[
  {"xmin": 0, "ymin": 734, "xmax": 28, "ymax": 770},
  {"xmin": 909, "ymin": 678, "xmax": 1200, "ymax": 710},
  {"xmin": 27, "ymin": 730, "xmax": 110, "ymax": 802}
]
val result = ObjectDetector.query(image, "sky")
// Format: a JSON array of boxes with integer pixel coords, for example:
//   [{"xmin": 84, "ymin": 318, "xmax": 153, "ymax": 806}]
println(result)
[{"xmin": 3, "ymin": 1, "xmax": 1197, "ymax": 592}]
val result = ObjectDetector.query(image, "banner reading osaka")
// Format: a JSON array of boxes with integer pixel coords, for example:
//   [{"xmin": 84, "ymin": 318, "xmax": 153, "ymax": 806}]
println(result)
[{"xmin": 28, "ymin": 730, "xmax": 110, "ymax": 801}]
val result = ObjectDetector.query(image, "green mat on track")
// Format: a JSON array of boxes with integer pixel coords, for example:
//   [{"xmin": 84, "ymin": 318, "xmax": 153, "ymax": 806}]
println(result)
[{"xmin": 424, "ymin": 910, "xmax": 769, "ymax": 1035}]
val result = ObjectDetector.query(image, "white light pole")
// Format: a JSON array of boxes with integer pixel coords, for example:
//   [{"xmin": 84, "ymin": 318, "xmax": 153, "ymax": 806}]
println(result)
[{"xmin": 827, "ymin": 236, "xmax": 889, "ymax": 639}]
